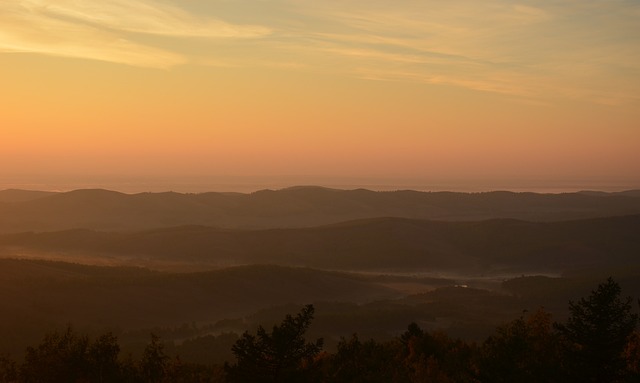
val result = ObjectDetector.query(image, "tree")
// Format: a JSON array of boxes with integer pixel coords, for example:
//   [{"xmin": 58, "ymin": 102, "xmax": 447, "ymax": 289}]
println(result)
[
  {"xmin": 556, "ymin": 277, "xmax": 638, "ymax": 382},
  {"xmin": 479, "ymin": 308, "xmax": 562, "ymax": 382},
  {"xmin": 624, "ymin": 331, "xmax": 640, "ymax": 381},
  {"xmin": 88, "ymin": 332, "xmax": 121, "ymax": 383},
  {"xmin": 324, "ymin": 334, "xmax": 401, "ymax": 383},
  {"xmin": 19, "ymin": 327, "xmax": 125, "ymax": 383},
  {"xmin": 400, "ymin": 324, "xmax": 476, "ymax": 383},
  {"xmin": 139, "ymin": 333, "xmax": 169, "ymax": 383},
  {"xmin": 226, "ymin": 304, "xmax": 323, "ymax": 383},
  {"xmin": 0, "ymin": 354, "xmax": 17, "ymax": 383},
  {"xmin": 21, "ymin": 326, "xmax": 90, "ymax": 383}
]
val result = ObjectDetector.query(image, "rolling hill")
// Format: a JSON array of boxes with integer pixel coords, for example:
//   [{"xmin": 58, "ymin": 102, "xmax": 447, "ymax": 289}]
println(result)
[
  {"xmin": 0, "ymin": 189, "xmax": 58, "ymax": 203},
  {"xmin": 2, "ymin": 215, "xmax": 639, "ymax": 274},
  {"xmin": 1, "ymin": 187, "xmax": 640, "ymax": 233},
  {"xmin": 0, "ymin": 260, "xmax": 400, "ymax": 330}
]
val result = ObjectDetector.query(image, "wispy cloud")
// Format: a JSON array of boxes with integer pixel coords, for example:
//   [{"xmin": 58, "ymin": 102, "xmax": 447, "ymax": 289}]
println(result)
[
  {"xmin": 1, "ymin": 0, "xmax": 639, "ymax": 103},
  {"xmin": 0, "ymin": 0, "xmax": 271, "ymax": 68},
  {"xmin": 36, "ymin": 0, "xmax": 271, "ymax": 38},
  {"xmin": 278, "ymin": 0, "xmax": 640, "ymax": 104},
  {"xmin": 0, "ymin": 12, "xmax": 184, "ymax": 68}
]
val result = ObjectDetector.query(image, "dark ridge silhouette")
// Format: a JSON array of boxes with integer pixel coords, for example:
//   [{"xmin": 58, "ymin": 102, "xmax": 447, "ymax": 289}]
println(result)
[
  {"xmin": 0, "ymin": 260, "xmax": 399, "ymax": 329},
  {"xmin": 616, "ymin": 189, "xmax": 640, "ymax": 197},
  {"xmin": 0, "ymin": 189, "xmax": 58, "ymax": 203},
  {"xmin": 2, "ymin": 259, "xmax": 639, "ymax": 356},
  {"xmin": 579, "ymin": 189, "xmax": 640, "ymax": 198},
  {"xmin": 2, "ymin": 215, "xmax": 639, "ymax": 273},
  {"xmin": 1, "ymin": 187, "xmax": 640, "ymax": 233},
  {"xmin": 3, "ymin": 277, "xmax": 640, "ymax": 382}
]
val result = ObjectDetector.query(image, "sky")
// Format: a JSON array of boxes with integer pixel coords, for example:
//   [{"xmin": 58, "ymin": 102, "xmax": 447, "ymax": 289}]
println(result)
[{"xmin": 1, "ymin": 0, "xmax": 639, "ymax": 192}]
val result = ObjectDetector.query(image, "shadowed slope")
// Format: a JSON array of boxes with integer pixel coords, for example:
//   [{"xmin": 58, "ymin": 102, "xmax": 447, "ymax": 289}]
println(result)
[
  {"xmin": 0, "ymin": 259, "xmax": 399, "ymax": 330},
  {"xmin": 0, "ymin": 189, "xmax": 58, "ymax": 203},
  {"xmin": 2, "ymin": 215, "xmax": 639, "ymax": 273},
  {"xmin": 1, "ymin": 187, "xmax": 640, "ymax": 232}
]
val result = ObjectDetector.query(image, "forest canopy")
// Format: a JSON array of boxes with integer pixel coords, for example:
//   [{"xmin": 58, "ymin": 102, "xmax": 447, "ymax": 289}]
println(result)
[{"xmin": 2, "ymin": 278, "xmax": 639, "ymax": 383}]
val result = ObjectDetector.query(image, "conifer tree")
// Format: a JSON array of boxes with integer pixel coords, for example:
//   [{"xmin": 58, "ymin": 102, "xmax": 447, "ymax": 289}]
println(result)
[
  {"xmin": 556, "ymin": 277, "xmax": 638, "ymax": 382},
  {"xmin": 226, "ymin": 304, "xmax": 323, "ymax": 383}
]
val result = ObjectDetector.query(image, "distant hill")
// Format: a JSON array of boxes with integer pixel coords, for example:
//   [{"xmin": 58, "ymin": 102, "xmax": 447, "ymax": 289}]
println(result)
[
  {"xmin": 618, "ymin": 190, "xmax": 640, "ymax": 198},
  {"xmin": 2, "ymin": 258, "xmax": 640, "ymax": 357},
  {"xmin": 579, "ymin": 189, "xmax": 640, "ymax": 198},
  {"xmin": 2, "ymin": 215, "xmax": 639, "ymax": 273},
  {"xmin": 0, "ymin": 189, "xmax": 58, "ymax": 203},
  {"xmin": 1, "ymin": 187, "xmax": 640, "ymax": 232},
  {"xmin": 0, "ymin": 260, "xmax": 399, "ymax": 330}
]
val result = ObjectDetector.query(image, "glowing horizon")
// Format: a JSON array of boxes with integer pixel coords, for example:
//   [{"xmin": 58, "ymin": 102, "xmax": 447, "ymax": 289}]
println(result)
[{"xmin": 2, "ymin": 0, "xmax": 639, "ymax": 192}]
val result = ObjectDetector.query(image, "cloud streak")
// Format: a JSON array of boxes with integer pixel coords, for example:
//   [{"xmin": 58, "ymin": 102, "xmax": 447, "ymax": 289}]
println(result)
[
  {"xmin": 0, "ymin": 0, "xmax": 271, "ymax": 68},
  {"xmin": 37, "ymin": 0, "xmax": 271, "ymax": 38},
  {"xmin": 1, "ymin": 0, "xmax": 638, "ymax": 103},
  {"xmin": 281, "ymin": 0, "xmax": 640, "ymax": 103}
]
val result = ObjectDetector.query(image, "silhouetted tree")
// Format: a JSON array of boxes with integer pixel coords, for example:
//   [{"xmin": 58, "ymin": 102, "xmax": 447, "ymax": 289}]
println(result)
[
  {"xmin": 19, "ymin": 327, "xmax": 127, "ymax": 383},
  {"xmin": 140, "ymin": 333, "xmax": 169, "ymax": 383},
  {"xmin": 164, "ymin": 355, "xmax": 224, "ymax": 383},
  {"xmin": 118, "ymin": 354, "xmax": 141, "ymax": 383},
  {"xmin": 0, "ymin": 354, "xmax": 17, "ymax": 383},
  {"xmin": 556, "ymin": 277, "xmax": 638, "ymax": 382},
  {"xmin": 400, "ymin": 324, "xmax": 476, "ymax": 383},
  {"xmin": 21, "ymin": 326, "xmax": 90, "ymax": 383},
  {"xmin": 88, "ymin": 332, "xmax": 121, "ymax": 383},
  {"xmin": 624, "ymin": 331, "xmax": 640, "ymax": 382},
  {"xmin": 479, "ymin": 308, "xmax": 561, "ymax": 382},
  {"xmin": 324, "ymin": 334, "xmax": 401, "ymax": 383},
  {"xmin": 226, "ymin": 304, "xmax": 323, "ymax": 383}
]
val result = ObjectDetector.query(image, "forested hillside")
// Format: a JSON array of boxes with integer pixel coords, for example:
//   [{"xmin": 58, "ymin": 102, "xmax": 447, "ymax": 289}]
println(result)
[
  {"xmin": 2, "ymin": 215, "xmax": 639, "ymax": 273},
  {"xmin": 1, "ymin": 187, "xmax": 640, "ymax": 232},
  {"xmin": 2, "ymin": 187, "xmax": 640, "ymax": 381},
  {"xmin": 1, "ymin": 278, "xmax": 639, "ymax": 382}
]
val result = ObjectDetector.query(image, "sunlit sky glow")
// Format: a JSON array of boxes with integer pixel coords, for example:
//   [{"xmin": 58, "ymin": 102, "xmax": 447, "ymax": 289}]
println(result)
[{"xmin": 1, "ymin": 0, "xmax": 639, "ymax": 192}]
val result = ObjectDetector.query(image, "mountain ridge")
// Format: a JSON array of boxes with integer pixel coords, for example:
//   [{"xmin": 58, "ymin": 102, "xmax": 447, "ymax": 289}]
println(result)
[
  {"xmin": 1, "ymin": 187, "xmax": 640, "ymax": 233},
  {"xmin": 2, "ymin": 215, "xmax": 638, "ymax": 274}
]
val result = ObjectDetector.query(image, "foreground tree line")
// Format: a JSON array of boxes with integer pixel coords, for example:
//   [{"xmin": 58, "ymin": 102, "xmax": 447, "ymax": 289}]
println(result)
[{"xmin": 1, "ymin": 278, "xmax": 639, "ymax": 382}]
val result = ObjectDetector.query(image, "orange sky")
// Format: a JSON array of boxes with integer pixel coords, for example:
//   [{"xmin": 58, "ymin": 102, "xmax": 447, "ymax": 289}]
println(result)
[{"xmin": 1, "ymin": 1, "xmax": 639, "ymax": 192}]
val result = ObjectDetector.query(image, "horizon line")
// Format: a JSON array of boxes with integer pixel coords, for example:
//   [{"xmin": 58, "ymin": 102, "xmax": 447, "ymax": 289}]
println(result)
[{"xmin": 1, "ymin": 183, "xmax": 639, "ymax": 195}]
